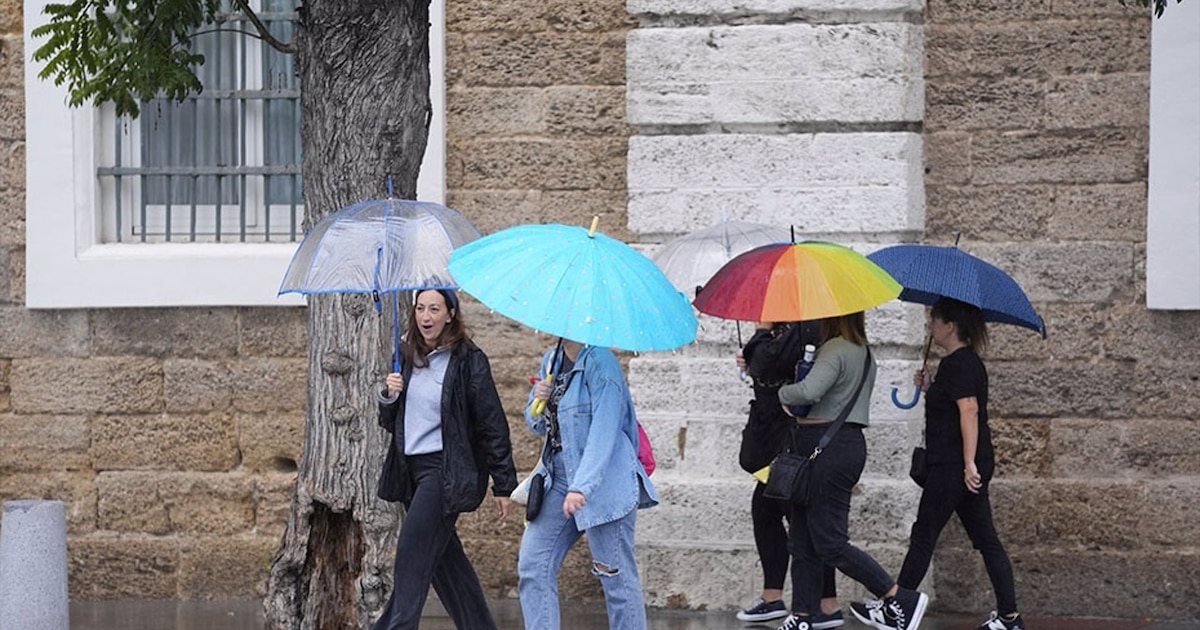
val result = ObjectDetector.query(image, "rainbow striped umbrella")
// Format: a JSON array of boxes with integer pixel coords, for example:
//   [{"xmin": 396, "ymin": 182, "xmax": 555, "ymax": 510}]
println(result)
[{"xmin": 692, "ymin": 241, "xmax": 901, "ymax": 322}]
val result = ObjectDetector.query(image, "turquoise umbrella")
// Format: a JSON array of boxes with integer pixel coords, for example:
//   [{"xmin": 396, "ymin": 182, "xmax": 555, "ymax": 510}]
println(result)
[{"xmin": 448, "ymin": 218, "xmax": 698, "ymax": 354}]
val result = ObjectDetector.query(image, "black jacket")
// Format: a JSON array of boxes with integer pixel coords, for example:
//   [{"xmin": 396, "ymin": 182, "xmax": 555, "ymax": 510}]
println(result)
[
  {"xmin": 738, "ymin": 322, "xmax": 822, "ymax": 473},
  {"xmin": 377, "ymin": 340, "xmax": 518, "ymax": 514}
]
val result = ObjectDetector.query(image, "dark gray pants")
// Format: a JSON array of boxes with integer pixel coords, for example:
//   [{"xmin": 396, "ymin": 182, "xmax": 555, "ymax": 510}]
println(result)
[{"xmin": 373, "ymin": 452, "xmax": 497, "ymax": 630}]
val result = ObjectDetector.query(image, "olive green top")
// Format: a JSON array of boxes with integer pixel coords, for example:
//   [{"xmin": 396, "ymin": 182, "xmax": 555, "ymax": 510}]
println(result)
[{"xmin": 778, "ymin": 336, "xmax": 876, "ymax": 426}]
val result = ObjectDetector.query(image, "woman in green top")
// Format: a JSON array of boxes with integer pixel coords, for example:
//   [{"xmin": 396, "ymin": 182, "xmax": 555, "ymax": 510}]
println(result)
[{"xmin": 773, "ymin": 312, "xmax": 929, "ymax": 630}]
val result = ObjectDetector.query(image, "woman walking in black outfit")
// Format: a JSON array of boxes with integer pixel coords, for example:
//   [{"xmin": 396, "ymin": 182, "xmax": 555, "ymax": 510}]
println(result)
[
  {"xmin": 851, "ymin": 298, "xmax": 1024, "ymax": 630},
  {"xmin": 736, "ymin": 321, "xmax": 843, "ymax": 628},
  {"xmin": 374, "ymin": 289, "xmax": 518, "ymax": 630}
]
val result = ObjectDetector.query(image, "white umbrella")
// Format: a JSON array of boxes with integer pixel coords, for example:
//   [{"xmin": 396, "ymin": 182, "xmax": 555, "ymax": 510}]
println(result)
[{"xmin": 652, "ymin": 220, "xmax": 790, "ymax": 298}]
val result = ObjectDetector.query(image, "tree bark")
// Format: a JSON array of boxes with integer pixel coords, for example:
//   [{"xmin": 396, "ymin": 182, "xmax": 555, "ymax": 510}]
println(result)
[{"xmin": 265, "ymin": 1, "xmax": 432, "ymax": 628}]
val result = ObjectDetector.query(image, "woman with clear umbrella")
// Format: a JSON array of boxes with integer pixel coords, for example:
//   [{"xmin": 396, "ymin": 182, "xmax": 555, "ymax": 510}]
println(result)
[{"xmin": 373, "ymin": 288, "xmax": 518, "ymax": 630}]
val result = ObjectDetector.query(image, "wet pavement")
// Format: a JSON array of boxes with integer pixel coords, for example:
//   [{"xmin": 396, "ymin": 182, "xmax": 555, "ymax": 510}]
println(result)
[{"xmin": 68, "ymin": 598, "xmax": 1200, "ymax": 630}]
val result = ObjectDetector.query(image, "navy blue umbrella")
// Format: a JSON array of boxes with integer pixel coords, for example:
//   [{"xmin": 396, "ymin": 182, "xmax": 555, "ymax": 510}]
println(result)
[{"xmin": 868, "ymin": 244, "xmax": 1046, "ymax": 408}]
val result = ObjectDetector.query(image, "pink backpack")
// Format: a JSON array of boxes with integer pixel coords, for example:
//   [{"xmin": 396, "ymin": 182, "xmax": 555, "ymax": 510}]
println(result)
[{"xmin": 636, "ymin": 422, "xmax": 656, "ymax": 476}]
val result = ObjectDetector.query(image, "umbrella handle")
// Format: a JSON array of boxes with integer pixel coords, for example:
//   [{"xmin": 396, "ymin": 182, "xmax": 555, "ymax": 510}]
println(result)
[
  {"xmin": 891, "ymin": 386, "xmax": 921, "ymax": 409},
  {"xmin": 531, "ymin": 372, "xmax": 553, "ymax": 416}
]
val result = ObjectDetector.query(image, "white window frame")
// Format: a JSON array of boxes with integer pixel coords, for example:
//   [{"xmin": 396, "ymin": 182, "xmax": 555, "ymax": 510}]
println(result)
[
  {"xmin": 1146, "ymin": 0, "xmax": 1200, "ymax": 310},
  {"xmin": 23, "ymin": 0, "xmax": 447, "ymax": 308}
]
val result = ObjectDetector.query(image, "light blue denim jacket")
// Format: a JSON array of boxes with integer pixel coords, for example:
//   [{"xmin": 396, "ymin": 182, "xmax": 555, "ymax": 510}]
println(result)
[{"xmin": 524, "ymin": 344, "xmax": 658, "ymax": 530}]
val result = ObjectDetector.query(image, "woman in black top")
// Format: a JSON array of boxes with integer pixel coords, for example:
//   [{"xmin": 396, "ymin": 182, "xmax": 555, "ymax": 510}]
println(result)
[
  {"xmin": 879, "ymin": 298, "xmax": 1024, "ymax": 630},
  {"xmin": 735, "ymin": 322, "xmax": 841, "ymax": 627}
]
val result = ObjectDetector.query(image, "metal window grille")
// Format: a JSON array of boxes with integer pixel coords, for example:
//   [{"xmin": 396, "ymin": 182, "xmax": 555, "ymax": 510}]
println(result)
[{"xmin": 96, "ymin": 0, "xmax": 303, "ymax": 243}]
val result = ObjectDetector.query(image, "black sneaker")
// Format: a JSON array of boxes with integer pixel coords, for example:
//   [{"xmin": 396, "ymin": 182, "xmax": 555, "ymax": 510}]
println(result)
[
  {"xmin": 775, "ymin": 614, "xmax": 811, "ymax": 630},
  {"xmin": 849, "ymin": 599, "xmax": 887, "ymax": 629},
  {"xmin": 737, "ymin": 597, "xmax": 790, "ymax": 622},
  {"xmin": 976, "ymin": 611, "xmax": 1025, "ymax": 630},
  {"xmin": 850, "ymin": 589, "xmax": 928, "ymax": 630},
  {"xmin": 811, "ymin": 609, "xmax": 845, "ymax": 629}
]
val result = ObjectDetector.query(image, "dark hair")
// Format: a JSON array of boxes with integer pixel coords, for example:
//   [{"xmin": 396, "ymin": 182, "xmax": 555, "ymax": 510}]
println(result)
[
  {"xmin": 403, "ymin": 289, "xmax": 470, "ymax": 368},
  {"xmin": 930, "ymin": 297, "xmax": 988, "ymax": 354},
  {"xmin": 819, "ymin": 311, "xmax": 868, "ymax": 346}
]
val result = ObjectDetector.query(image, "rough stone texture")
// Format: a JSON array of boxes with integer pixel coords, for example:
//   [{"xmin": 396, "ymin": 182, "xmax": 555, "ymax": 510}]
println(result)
[
  {"xmin": 68, "ymin": 537, "xmax": 180, "ymax": 600},
  {"xmin": 252, "ymin": 472, "xmax": 297, "ymax": 539},
  {"xmin": 95, "ymin": 472, "xmax": 255, "ymax": 536},
  {"xmin": 163, "ymin": 359, "xmax": 234, "ymax": 413},
  {"xmin": 177, "ymin": 536, "xmax": 276, "ymax": 598},
  {"xmin": 90, "ymin": 308, "xmax": 239, "ymax": 358},
  {"xmin": 228, "ymin": 358, "xmax": 307, "ymax": 413},
  {"xmin": 236, "ymin": 412, "xmax": 305, "ymax": 474},
  {"xmin": 91, "ymin": 414, "xmax": 239, "ymax": 471},
  {"xmin": 10, "ymin": 358, "xmax": 162, "ymax": 415},
  {"xmin": 0, "ymin": 0, "xmax": 22, "ymax": 35},
  {"xmin": 0, "ymin": 472, "xmax": 95, "ymax": 534},
  {"xmin": 0, "ymin": 99, "xmax": 21, "ymax": 155},
  {"xmin": 0, "ymin": 308, "xmax": 89, "ymax": 358},
  {"xmin": 0, "ymin": 414, "xmax": 90, "ymax": 471},
  {"xmin": 237, "ymin": 307, "xmax": 308, "ymax": 358}
]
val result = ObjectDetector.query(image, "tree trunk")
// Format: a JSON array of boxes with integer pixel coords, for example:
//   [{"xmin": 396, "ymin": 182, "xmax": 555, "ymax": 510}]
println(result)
[{"xmin": 265, "ymin": 1, "xmax": 432, "ymax": 628}]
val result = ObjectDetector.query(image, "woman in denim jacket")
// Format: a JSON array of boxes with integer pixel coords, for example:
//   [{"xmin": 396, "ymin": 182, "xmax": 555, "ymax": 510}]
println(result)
[{"xmin": 517, "ymin": 339, "xmax": 658, "ymax": 630}]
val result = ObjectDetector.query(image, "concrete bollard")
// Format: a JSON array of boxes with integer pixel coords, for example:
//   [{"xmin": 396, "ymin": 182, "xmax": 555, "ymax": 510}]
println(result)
[{"xmin": 0, "ymin": 500, "xmax": 70, "ymax": 630}]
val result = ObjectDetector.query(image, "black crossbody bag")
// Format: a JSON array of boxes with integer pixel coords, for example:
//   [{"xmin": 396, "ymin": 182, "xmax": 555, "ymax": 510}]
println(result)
[{"xmin": 763, "ymin": 348, "xmax": 872, "ymax": 505}]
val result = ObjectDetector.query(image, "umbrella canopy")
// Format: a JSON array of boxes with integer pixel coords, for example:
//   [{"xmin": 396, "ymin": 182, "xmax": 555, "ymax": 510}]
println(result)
[
  {"xmin": 866, "ymin": 244, "xmax": 1045, "ymax": 337},
  {"xmin": 652, "ymin": 221, "xmax": 790, "ymax": 297},
  {"xmin": 448, "ymin": 221, "xmax": 698, "ymax": 352},
  {"xmin": 693, "ymin": 241, "xmax": 901, "ymax": 322},
  {"xmin": 278, "ymin": 198, "xmax": 482, "ymax": 296}
]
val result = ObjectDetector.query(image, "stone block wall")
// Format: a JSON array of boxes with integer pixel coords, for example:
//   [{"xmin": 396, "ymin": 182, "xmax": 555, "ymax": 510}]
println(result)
[
  {"xmin": 624, "ymin": 0, "xmax": 929, "ymax": 611},
  {"xmin": 921, "ymin": 0, "xmax": 1200, "ymax": 619},
  {"xmin": 0, "ymin": 0, "xmax": 639, "ymax": 601},
  {"xmin": 3, "ymin": 0, "xmax": 1198, "ymax": 618}
]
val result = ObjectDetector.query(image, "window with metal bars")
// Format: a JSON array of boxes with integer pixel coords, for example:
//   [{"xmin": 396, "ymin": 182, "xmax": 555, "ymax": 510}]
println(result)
[{"xmin": 95, "ymin": 0, "xmax": 303, "ymax": 244}]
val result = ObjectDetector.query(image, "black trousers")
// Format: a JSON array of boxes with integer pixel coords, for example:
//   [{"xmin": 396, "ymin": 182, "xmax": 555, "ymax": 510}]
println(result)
[
  {"xmin": 788, "ymin": 425, "xmax": 895, "ymax": 615},
  {"xmin": 751, "ymin": 482, "xmax": 837, "ymax": 601},
  {"xmin": 373, "ymin": 453, "xmax": 497, "ymax": 630},
  {"xmin": 897, "ymin": 462, "xmax": 1018, "ymax": 616}
]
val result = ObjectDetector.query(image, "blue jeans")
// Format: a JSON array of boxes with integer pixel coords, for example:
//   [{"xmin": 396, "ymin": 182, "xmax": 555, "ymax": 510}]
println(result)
[
  {"xmin": 518, "ymin": 451, "xmax": 646, "ymax": 630},
  {"xmin": 788, "ymin": 424, "xmax": 895, "ymax": 615}
]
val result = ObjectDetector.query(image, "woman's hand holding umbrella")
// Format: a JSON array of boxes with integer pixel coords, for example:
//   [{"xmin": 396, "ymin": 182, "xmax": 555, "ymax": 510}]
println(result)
[
  {"xmin": 531, "ymin": 378, "xmax": 553, "ymax": 416},
  {"xmin": 385, "ymin": 372, "xmax": 405, "ymax": 398}
]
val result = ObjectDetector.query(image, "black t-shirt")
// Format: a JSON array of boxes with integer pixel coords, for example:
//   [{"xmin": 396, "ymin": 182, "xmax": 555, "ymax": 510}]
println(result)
[{"xmin": 924, "ymin": 347, "xmax": 993, "ymax": 471}]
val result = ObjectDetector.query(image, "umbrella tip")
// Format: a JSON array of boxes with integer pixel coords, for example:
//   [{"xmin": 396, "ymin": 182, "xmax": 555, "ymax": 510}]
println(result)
[{"xmin": 588, "ymin": 216, "xmax": 600, "ymax": 238}]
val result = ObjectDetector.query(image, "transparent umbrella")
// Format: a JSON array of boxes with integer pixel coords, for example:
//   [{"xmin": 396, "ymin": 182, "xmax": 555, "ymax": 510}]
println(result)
[
  {"xmin": 652, "ymin": 220, "xmax": 790, "ymax": 298},
  {"xmin": 279, "ymin": 197, "xmax": 482, "ymax": 370}
]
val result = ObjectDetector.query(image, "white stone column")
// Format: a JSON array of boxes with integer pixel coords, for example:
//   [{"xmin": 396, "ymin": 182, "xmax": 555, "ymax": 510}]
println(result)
[
  {"xmin": 625, "ymin": 0, "xmax": 930, "ymax": 609},
  {"xmin": 0, "ymin": 500, "xmax": 70, "ymax": 630}
]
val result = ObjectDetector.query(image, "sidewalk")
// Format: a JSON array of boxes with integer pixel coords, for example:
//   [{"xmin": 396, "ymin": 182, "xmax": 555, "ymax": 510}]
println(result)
[{"xmin": 68, "ymin": 598, "xmax": 1199, "ymax": 630}]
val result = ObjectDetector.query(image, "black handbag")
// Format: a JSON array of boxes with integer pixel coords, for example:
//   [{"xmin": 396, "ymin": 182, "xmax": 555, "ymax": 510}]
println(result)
[
  {"xmin": 763, "ymin": 348, "xmax": 872, "ymax": 505},
  {"xmin": 525, "ymin": 472, "xmax": 546, "ymax": 521},
  {"xmin": 909, "ymin": 446, "xmax": 928, "ymax": 488}
]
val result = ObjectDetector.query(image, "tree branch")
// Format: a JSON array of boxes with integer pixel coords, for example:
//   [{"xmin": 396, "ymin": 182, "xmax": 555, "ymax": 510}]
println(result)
[{"xmin": 231, "ymin": 0, "xmax": 296, "ymax": 54}]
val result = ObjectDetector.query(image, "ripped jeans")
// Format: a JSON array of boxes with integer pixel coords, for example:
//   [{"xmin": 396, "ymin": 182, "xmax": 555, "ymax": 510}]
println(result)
[{"xmin": 518, "ymin": 450, "xmax": 645, "ymax": 630}]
